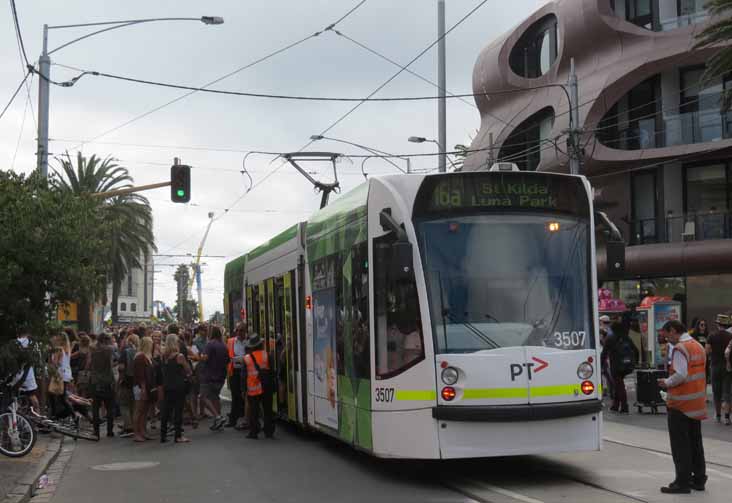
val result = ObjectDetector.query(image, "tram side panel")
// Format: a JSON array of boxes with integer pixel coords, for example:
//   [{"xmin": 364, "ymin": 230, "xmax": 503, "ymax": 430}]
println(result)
[
  {"xmin": 305, "ymin": 215, "xmax": 378, "ymax": 451},
  {"xmin": 367, "ymin": 178, "xmax": 440, "ymax": 459}
]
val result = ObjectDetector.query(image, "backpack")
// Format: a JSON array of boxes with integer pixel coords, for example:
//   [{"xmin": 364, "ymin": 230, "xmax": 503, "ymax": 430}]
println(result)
[{"xmin": 616, "ymin": 337, "xmax": 637, "ymax": 375}]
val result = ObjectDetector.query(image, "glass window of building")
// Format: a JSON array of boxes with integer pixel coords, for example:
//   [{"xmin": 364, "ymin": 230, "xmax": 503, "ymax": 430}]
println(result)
[
  {"xmin": 498, "ymin": 107, "xmax": 554, "ymax": 171},
  {"xmin": 509, "ymin": 14, "xmax": 558, "ymax": 79},
  {"xmin": 684, "ymin": 163, "xmax": 730, "ymax": 240},
  {"xmin": 631, "ymin": 170, "xmax": 658, "ymax": 244},
  {"xmin": 626, "ymin": 0, "xmax": 657, "ymax": 30},
  {"xmin": 130, "ymin": 303, "xmax": 137, "ymax": 312},
  {"xmin": 597, "ymin": 76, "xmax": 661, "ymax": 150},
  {"xmin": 120, "ymin": 302, "xmax": 126, "ymax": 312},
  {"xmin": 685, "ymin": 164, "xmax": 728, "ymax": 213}
]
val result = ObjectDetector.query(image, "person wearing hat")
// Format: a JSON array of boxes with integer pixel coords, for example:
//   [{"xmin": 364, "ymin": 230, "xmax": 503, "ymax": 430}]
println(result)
[
  {"xmin": 243, "ymin": 333, "xmax": 275, "ymax": 439},
  {"xmin": 706, "ymin": 313, "xmax": 732, "ymax": 425}
]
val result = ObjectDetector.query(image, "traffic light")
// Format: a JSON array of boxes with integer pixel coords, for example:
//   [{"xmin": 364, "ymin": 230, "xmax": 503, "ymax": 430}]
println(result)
[{"xmin": 170, "ymin": 164, "xmax": 191, "ymax": 203}]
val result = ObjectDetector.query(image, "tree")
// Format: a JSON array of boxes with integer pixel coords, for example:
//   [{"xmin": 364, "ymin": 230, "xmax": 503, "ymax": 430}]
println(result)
[
  {"xmin": 173, "ymin": 265, "xmax": 190, "ymax": 322},
  {"xmin": 0, "ymin": 171, "xmax": 108, "ymax": 373},
  {"xmin": 209, "ymin": 311, "xmax": 225, "ymax": 325},
  {"xmin": 53, "ymin": 152, "xmax": 157, "ymax": 326},
  {"xmin": 173, "ymin": 299, "xmax": 198, "ymax": 324},
  {"xmin": 694, "ymin": 1, "xmax": 732, "ymax": 102}
]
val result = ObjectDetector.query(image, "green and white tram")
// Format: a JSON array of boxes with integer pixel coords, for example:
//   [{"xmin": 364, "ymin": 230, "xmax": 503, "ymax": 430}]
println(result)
[{"xmin": 224, "ymin": 166, "xmax": 604, "ymax": 459}]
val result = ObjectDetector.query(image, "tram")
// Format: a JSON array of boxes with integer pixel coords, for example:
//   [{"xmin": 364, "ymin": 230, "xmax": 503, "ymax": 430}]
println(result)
[{"xmin": 224, "ymin": 165, "xmax": 606, "ymax": 459}]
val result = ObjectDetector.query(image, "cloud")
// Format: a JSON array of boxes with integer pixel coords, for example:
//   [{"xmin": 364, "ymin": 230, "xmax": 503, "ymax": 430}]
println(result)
[{"xmin": 2, "ymin": 0, "xmax": 549, "ymax": 317}]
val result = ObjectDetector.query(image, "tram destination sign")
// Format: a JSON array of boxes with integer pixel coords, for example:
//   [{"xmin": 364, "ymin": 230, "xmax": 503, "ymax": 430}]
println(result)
[{"xmin": 414, "ymin": 172, "xmax": 589, "ymax": 216}]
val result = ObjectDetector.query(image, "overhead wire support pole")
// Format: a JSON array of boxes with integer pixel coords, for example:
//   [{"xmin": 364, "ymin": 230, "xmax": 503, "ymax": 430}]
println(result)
[
  {"xmin": 283, "ymin": 152, "xmax": 341, "ymax": 209},
  {"xmin": 568, "ymin": 58, "xmax": 581, "ymax": 175},
  {"xmin": 437, "ymin": 0, "xmax": 447, "ymax": 173}
]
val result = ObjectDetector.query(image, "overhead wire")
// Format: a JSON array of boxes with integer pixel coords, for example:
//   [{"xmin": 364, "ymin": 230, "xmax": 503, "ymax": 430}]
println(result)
[
  {"xmin": 0, "ymin": 72, "xmax": 31, "ymax": 121},
  {"xmin": 9, "ymin": 0, "xmax": 29, "ymax": 66},
  {"xmin": 48, "ymin": 62, "xmax": 577, "ymax": 103},
  {"xmin": 64, "ymin": 0, "xmax": 370, "ymax": 155},
  {"xmin": 11, "ymin": 72, "xmax": 32, "ymax": 170}
]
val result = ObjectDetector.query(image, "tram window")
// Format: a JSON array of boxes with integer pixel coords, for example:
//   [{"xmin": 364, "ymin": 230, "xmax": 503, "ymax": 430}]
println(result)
[
  {"xmin": 374, "ymin": 237, "xmax": 425, "ymax": 379},
  {"xmin": 250, "ymin": 285, "xmax": 260, "ymax": 336},
  {"xmin": 351, "ymin": 242, "xmax": 370, "ymax": 380},
  {"xmin": 334, "ymin": 253, "xmax": 345, "ymax": 375}
]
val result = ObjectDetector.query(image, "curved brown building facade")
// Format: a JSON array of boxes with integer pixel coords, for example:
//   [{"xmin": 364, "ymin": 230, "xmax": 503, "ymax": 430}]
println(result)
[{"xmin": 464, "ymin": 0, "xmax": 732, "ymax": 322}]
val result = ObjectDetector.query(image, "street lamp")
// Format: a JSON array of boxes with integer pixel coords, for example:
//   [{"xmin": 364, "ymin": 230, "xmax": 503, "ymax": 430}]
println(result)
[
  {"xmin": 408, "ymin": 135, "xmax": 457, "ymax": 171},
  {"xmin": 310, "ymin": 135, "xmax": 410, "ymax": 174},
  {"xmin": 36, "ymin": 16, "xmax": 224, "ymax": 177}
]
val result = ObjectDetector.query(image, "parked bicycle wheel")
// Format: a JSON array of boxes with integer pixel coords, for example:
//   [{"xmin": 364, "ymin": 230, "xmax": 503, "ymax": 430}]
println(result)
[{"xmin": 0, "ymin": 412, "xmax": 36, "ymax": 457}]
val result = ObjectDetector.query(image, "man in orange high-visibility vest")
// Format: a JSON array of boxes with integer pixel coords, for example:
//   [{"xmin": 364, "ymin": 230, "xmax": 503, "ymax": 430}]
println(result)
[
  {"xmin": 243, "ymin": 334, "xmax": 274, "ymax": 439},
  {"xmin": 658, "ymin": 320, "xmax": 708, "ymax": 494},
  {"xmin": 226, "ymin": 323, "xmax": 248, "ymax": 428}
]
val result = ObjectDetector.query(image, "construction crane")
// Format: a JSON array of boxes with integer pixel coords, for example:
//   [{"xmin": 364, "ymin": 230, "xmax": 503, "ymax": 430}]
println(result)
[{"xmin": 189, "ymin": 212, "xmax": 215, "ymax": 322}]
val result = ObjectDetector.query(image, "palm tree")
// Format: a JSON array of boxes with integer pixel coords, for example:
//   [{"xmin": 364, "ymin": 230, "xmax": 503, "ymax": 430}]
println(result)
[
  {"xmin": 695, "ymin": 0, "xmax": 732, "ymax": 103},
  {"xmin": 53, "ymin": 152, "xmax": 157, "ymax": 326}
]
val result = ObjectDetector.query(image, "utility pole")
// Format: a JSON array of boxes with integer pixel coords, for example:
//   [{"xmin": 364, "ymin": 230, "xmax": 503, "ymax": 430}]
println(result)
[
  {"xmin": 437, "ymin": 0, "xmax": 447, "ymax": 173},
  {"xmin": 488, "ymin": 132, "xmax": 494, "ymax": 168},
  {"xmin": 37, "ymin": 25, "xmax": 51, "ymax": 178},
  {"xmin": 568, "ymin": 58, "xmax": 581, "ymax": 175}
]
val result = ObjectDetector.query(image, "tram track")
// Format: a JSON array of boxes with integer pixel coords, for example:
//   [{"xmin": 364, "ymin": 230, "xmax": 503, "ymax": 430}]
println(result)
[
  {"xmin": 439, "ymin": 459, "xmax": 651, "ymax": 503},
  {"xmin": 603, "ymin": 438, "xmax": 732, "ymax": 470}
]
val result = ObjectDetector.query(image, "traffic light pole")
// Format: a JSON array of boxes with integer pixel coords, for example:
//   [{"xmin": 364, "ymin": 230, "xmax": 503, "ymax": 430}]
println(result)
[{"xmin": 90, "ymin": 181, "xmax": 171, "ymax": 199}]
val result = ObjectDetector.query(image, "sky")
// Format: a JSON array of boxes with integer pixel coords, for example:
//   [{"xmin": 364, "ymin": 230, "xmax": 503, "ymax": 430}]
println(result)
[{"xmin": 1, "ymin": 0, "xmax": 548, "ymax": 319}]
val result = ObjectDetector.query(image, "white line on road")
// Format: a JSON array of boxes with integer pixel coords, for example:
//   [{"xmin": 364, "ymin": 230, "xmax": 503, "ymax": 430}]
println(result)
[
  {"xmin": 478, "ymin": 484, "xmax": 544, "ymax": 503},
  {"xmin": 452, "ymin": 479, "xmax": 544, "ymax": 503}
]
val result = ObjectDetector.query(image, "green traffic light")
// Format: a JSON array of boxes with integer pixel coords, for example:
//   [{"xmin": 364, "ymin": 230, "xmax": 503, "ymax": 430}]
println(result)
[{"xmin": 177, "ymin": 189, "xmax": 185, "ymax": 197}]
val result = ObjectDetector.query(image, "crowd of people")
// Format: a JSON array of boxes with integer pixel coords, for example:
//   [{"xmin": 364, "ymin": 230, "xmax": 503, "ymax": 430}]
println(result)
[{"xmin": 10, "ymin": 320, "xmax": 276, "ymax": 444}]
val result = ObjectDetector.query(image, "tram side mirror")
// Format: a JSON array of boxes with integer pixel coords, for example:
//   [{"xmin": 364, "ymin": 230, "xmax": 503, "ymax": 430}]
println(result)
[
  {"xmin": 606, "ymin": 240, "xmax": 625, "ymax": 280},
  {"xmin": 379, "ymin": 208, "xmax": 413, "ymax": 282},
  {"xmin": 595, "ymin": 210, "xmax": 625, "ymax": 280},
  {"xmin": 391, "ymin": 240, "xmax": 414, "ymax": 282}
]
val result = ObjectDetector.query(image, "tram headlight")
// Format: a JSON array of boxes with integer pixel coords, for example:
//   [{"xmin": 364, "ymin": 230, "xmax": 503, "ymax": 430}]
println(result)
[
  {"xmin": 441, "ymin": 367, "xmax": 459, "ymax": 385},
  {"xmin": 577, "ymin": 362, "xmax": 594, "ymax": 380}
]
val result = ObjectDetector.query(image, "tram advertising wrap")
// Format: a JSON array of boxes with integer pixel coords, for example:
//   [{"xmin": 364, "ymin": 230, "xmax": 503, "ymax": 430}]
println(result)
[{"xmin": 312, "ymin": 256, "xmax": 339, "ymax": 429}]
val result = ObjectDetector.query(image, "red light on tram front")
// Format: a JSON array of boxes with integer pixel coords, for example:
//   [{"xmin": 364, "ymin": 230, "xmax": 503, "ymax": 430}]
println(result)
[
  {"xmin": 440, "ymin": 361, "xmax": 448, "ymax": 369},
  {"xmin": 441, "ymin": 386, "xmax": 456, "ymax": 401},
  {"xmin": 587, "ymin": 356, "xmax": 594, "ymax": 364},
  {"xmin": 581, "ymin": 380, "xmax": 595, "ymax": 395},
  {"xmin": 305, "ymin": 296, "xmax": 312, "ymax": 310}
]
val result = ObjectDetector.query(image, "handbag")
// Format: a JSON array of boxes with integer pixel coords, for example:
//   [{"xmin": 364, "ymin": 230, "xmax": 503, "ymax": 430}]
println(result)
[
  {"xmin": 48, "ymin": 375, "xmax": 64, "ymax": 395},
  {"xmin": 77, "ymin": 353, "xmax": 92, "ymax": 385}
]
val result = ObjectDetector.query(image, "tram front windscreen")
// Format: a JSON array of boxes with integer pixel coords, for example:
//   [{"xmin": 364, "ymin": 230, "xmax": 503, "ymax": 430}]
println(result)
[{"xmin": 413, "ymin": 172, "xmax": 593, "ymax": 354}]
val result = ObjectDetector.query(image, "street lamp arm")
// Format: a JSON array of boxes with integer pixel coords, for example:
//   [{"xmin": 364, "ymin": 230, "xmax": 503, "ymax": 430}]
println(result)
[{"xmin": 47, "ymin": 17, "xmax": 221, "ymax": 56}]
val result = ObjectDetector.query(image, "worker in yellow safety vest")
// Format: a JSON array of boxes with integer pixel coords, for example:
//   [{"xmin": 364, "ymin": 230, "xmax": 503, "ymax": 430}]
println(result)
[
  {"xmin": 243, "ymin": 334, "xmax": 274, "ymax": 439},
  {"xmin": 658, "ymin": 319, "xmax": 707, "ymax": 494}
]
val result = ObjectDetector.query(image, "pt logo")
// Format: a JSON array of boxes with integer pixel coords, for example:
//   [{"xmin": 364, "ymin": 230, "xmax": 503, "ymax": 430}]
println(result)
[{"xmin": 510, "ymin": 357, "xmax": 549, "ymax": 381}]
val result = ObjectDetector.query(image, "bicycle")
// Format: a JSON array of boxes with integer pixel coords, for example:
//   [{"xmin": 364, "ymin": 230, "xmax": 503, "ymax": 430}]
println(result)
[
  {"xmin": 1, "ymin": 384, "xmax": 99, "ymax": 458},
  {"xmin": 23, "ymin": 392, "xmax": 100, "ymax": 443},
  {"xmin": 0, "ymin": 386, "xmax": 36, "ymax": 457}
]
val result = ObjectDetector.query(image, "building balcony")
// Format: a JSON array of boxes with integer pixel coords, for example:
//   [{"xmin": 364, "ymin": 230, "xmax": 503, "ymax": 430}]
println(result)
[
  {"xmin": 658, "ymin": 10, "xmax": 709, "ymax": 31},
  {"xmin": 599, "ymin": 108, "xmax": 732, "ymax": 151},
  {"xmin": 630, "ymin": 211, "xmax": 732, "ymax": 245}
]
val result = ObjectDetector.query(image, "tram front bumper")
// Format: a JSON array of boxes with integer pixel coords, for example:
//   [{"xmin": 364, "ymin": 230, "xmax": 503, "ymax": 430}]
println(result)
[{"xmin": 432, "ymin": 399, "xmax": 602, "ymax": 422}]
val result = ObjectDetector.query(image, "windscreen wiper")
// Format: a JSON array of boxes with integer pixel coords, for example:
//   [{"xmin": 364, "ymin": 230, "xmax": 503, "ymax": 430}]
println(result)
[{"xmin": 442, "ymin": 309, "xmax": 500, "ymax": 349}]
